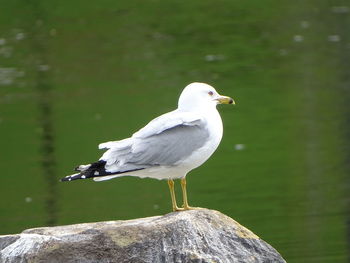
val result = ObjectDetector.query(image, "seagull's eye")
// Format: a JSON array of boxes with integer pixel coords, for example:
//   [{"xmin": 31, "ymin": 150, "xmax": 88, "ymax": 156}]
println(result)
[{"xmin": 208, "ymin": 91, "xmax": 214, "ymax": 96}]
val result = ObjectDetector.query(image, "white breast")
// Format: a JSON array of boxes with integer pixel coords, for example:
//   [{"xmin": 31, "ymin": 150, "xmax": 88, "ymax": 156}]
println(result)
[{"xmin": 176, "ymin": 108, "xmax": 223, "ymax": 174}]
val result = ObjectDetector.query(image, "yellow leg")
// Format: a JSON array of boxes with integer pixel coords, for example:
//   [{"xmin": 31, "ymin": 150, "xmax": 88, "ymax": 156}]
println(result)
[
  {"xmin": 167, "ymin": 179, "xmax": 184, "ymax": 212},
  {"xmin": 181, "ymin": 177, "xmax": 193, "ymax": 210}
]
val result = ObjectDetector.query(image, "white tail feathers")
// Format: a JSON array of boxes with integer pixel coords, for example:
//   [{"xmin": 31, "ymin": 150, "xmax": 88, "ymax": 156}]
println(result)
[
  {"xmin": 98, "ymin": 141, "xmax": 116, "ymax": 149},
  {"xmin": 98, "ymin": 138, "xmax": 132, "ymax": 150},
  {"xmin": 76, "ymin": 164, "xmax": 91, "ymax": 171}
]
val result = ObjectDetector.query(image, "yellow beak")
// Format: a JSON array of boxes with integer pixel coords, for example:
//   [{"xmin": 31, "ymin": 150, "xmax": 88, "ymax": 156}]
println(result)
[{"xmin": 216, "ymin": 95, "xmax": 235, "ymax": 105}]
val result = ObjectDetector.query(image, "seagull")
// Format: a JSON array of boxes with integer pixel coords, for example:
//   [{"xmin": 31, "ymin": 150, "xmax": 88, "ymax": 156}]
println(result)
[{"xmin": 61, "ymin": 82, "xmax": 234, "ymax": 211}]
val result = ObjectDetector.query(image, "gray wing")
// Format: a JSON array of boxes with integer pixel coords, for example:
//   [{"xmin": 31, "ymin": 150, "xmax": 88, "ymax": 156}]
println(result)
[
  {"xmin": 100, "ymin": 110, "xmax": 210, "ymax": 173},
  {"xmin": 128, "ymin": 123, "xmax": 209, "ymax": 166},
  {"xmin": 102, "ymin": 121, "xmax": 210, "ymax": 173}
]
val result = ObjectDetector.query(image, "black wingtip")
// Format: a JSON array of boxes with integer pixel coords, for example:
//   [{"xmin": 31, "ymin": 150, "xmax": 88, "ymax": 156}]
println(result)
[
  {"xmin": 60, "ymin": 177, "xmax": 72, "ymax": 182},
  {"xmin": 61, "ymin": 174, "xmax": 78, "ymax": 182}
]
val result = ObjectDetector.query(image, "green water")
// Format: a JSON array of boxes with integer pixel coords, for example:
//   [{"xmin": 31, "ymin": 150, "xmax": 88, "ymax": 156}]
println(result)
[{"xmin": 1, "ymin": 1, "xmax": 349, "ymax": 262}]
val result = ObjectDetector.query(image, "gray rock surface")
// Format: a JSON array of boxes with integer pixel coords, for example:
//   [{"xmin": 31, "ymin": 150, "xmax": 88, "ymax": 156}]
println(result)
[{"xmin": 0, "ymin": 209, "xmax": 285, "ymax": 263}]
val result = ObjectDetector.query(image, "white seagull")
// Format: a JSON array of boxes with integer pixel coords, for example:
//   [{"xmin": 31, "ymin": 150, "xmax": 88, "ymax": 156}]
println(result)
[{"xmin": 61, "ymin": 82, "xmax": 234, "ymax": 211}]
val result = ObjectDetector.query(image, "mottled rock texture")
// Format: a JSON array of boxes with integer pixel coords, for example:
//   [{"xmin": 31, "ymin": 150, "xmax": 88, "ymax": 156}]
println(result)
[{"xmin": 0, "ymin": 209, "xmax": 285, "ymax": 263}]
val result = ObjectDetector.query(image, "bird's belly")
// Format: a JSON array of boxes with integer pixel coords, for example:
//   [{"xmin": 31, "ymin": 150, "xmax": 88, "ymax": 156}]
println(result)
[{"xmin": 177, "ymin": 132, "xmax": 221, "ymax": 172}]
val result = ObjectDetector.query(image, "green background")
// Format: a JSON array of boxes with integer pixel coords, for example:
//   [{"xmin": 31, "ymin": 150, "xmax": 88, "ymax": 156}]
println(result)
[{"xmin": 0, "ymin": 0, "xmax": 349, "ymax": 262}]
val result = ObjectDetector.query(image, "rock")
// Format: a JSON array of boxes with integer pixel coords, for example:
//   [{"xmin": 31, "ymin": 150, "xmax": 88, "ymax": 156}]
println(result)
[{"xmin": 0, "ymin": 209, "xmax": 285, "ymax": 263}]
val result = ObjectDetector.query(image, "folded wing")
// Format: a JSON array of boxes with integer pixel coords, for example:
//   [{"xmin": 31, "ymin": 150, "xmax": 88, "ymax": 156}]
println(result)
[{"xmin": 99, "ymin": 110, "xmax": 209, "ymax": 174}]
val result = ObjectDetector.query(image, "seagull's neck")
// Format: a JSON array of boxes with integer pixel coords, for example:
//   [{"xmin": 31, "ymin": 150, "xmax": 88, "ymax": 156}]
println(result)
[
  {"xmin": 178, "ymin": 102, "xmax": 218, "ymax": 113},
  {"xmin": 177, "ymin": 105, "xmax": 222, "ymax": 125}
]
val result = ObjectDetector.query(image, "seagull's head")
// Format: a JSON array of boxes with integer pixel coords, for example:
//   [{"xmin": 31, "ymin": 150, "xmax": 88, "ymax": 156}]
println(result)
[{"xmin": 178, "ymin": 82, "xmax": 234, "ymax": 111}]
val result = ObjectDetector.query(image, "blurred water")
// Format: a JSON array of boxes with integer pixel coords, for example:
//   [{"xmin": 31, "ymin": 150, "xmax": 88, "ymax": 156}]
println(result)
[{"xmin": 0, "ymin": 1, "xmax": 349, "ymax": 262}]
